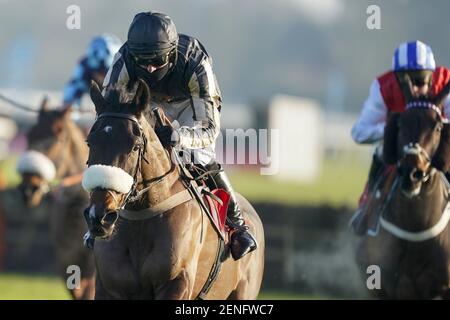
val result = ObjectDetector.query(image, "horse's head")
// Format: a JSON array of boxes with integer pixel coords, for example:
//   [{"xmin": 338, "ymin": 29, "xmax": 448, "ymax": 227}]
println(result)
[
  {"xmin": 17, "ymin": 98, "xmax": 72, "ymax": 207},
  {"xmin": 82, "ymin": 80, "xmax": 154, "ymax": 239},
  {"xmin": 383, "ymin": 73, "xmax": 450, "ymax": 198}
]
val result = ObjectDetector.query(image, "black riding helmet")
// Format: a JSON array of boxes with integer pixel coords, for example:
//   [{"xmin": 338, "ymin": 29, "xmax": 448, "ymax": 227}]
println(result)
[{"xmin": 127, "ymin": 12, "xmax": 178, "ymax": 72}]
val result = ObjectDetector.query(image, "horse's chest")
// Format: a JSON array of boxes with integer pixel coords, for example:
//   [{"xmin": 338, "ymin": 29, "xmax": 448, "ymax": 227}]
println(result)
[{"xmin": 95, "ymin": 222, "xmax": 180, "ymax": 298}]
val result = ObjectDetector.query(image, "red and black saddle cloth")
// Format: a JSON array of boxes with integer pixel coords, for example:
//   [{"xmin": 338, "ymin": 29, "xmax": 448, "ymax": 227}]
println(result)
[
  {"xmin": 151, "ymin": 107, "xmax": 231, "ymax": 240},
  {"xmin": 364, "ymin": 165, "xmax": 397, "ymax": 235},
  {"xmin": 201, "ymin": 188, "xmax": 231, "ymax": 244}
]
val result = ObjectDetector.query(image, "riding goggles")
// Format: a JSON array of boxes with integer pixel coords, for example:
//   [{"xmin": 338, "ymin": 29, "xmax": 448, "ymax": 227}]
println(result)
[{"xmin": 132, "ymin": 51, "xmax": 170, "ymax": 68}]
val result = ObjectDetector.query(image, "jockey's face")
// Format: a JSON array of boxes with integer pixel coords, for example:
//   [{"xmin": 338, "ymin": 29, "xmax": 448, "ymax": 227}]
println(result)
[
  {"xmin": 409, "ymin": 71, "xmax": 432, "ymax": 96},
  {"xmin": 133, "ymin": 52, "xmax": 170, "ymax": 73},
  {"xmin": 139, "ymin": 61, "xmax": 169, "ymax": 73},
  {"xmin": 132, "ymin": 52, "xmax": 172, "ymax": 83},
  {"xmin": 398, "ymin": 70, "xmax": 433, "ymax": 98}
]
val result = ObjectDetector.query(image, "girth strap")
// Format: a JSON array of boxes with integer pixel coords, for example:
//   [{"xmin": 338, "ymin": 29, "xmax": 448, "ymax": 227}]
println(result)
[{"xmin": 119, "ymin": 188, "xmax": 193, "ymax": 220}]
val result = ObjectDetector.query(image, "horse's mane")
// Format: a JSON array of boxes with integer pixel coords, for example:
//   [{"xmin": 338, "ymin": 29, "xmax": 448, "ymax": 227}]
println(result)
[
  {"xmin": 64, "ymin": 117, "xmax": 88, "ymax": 171},
  {"xmin": 103, "ymin": 82, "xmax": 138, "ymax": 105},
  {"xmin": 102, "ymin": 82, "xmax": 156, "ymax": 127}
]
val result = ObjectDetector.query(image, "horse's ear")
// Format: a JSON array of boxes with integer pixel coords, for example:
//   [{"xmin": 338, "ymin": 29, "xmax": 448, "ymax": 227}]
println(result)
[
  {"xmin": 39, "ymin": 95, "xmax": 49, "ymax": 112},
  {"xmin": 383, "ymin": 112, "xmax": 401, "ymax": 164},
  {"xmin": 432, "ymin": 123, "xmax": 450, "ymax": 172},
  {"xmin": 134, "ymin": 79, "xmax": 150, "ymax": 115},
  {"xmin": 90, "ymin": 80, "xmax": 106, "ymax": 114},
  {"xmin": 62, "ymin": 105, "xmax": 72, "ymax": 119}
]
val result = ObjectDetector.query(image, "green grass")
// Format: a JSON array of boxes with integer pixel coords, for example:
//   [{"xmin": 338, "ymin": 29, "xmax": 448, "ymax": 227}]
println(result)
[
  {"xmin": 257, "ymin": 291, "xmax": 329, "ymax": 300},
  {"xmin": 0, "ymin": 273, "xmax": 320, "ymax": 300},
  {"xmin": 0, "ymin": 273, "xmax": 71, "ymax": 300},
  {"xmin": 229, "ymin": 155, "xmax": 368, "ymax": 207},
  {"xmin": 0, "ymin": 156, "xmax": 20, "ymax": 188}
]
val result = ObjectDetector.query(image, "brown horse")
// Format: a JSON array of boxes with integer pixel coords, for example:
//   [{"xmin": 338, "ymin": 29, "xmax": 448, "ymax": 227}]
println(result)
[
  {"xmin": 356, "ymin": 77, "xmax": 450, "ymax": 299},
  {"xmin": 83, "ymin": 80, "xmax": 264, "ymax": 299},
  {"xmin": 17, "ymin": 100, "xmax": 95, "ymax": 300}
]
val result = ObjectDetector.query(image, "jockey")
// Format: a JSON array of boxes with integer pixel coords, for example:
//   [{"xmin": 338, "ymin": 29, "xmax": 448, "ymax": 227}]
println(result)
[
  {"xmin": 350, "ymin": 40, "xmax": 450, "ymax": 235},
  {"xmin": 102, "ymin": 11, "xmax": 257, "ymax": 260},
  {"xmin": 62, "ymin": 34, "xmax": 122, "ymax": 110}
]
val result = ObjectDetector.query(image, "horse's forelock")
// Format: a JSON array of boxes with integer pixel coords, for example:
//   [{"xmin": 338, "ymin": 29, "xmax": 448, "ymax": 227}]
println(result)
[{"xmin": 104, "ymin": 83, "xmax": 139, "ymax": 106}]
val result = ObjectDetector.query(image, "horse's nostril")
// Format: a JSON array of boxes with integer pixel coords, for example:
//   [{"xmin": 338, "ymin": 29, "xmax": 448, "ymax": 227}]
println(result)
[
  {"xmin": 101, "ymin": 211, "xmax": 119, "ymax": 226},
  {"xmin": 411, "ymin": 169, "xmax": 424, "ymax": 181},
  {"xmin": 83, "ymin": 207, "xmax": 91, "ymax": 219}
]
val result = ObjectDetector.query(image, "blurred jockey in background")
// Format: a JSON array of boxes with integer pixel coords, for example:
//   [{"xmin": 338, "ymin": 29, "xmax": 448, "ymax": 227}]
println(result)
[{"xmin": 62, "ymin": 34, "xmax": 122, "ymax": 111}]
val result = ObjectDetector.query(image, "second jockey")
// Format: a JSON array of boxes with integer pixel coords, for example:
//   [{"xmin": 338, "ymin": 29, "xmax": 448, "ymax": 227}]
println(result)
[
  {"xmin": 62, "ymin": 34, "xmax": 123, "ymax": 110},
  {"xmin": 350, "ymin": 40, "xmax": 450, "ymax": 235}
]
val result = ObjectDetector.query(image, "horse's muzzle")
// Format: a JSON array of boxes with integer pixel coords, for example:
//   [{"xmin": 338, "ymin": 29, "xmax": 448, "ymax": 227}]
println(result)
[
  {"xmin": 399, "ymin": 168, "xmax": 425, "ymax": 198},
  {"xmin": 17, "ymin": 181, "xmax": 48, "ymax": 208},
  {"xmin": 83, "ymin": 205, "xmax": 118, "ymax": 239}
]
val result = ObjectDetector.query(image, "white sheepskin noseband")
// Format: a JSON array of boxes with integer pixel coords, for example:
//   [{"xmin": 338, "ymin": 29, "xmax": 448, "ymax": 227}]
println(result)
[
  {"xmin": 17, "ymin": 150, "xmax": 56, "ymax": 182},
  {"xmin": 82, "ymin": 164, "xmax": 134, "ymax": 194}
]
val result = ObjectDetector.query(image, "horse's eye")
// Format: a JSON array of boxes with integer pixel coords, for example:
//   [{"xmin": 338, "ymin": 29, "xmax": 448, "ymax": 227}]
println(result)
[
  {"xmin": 133, "ymin": 144, "xmax": 141, "ymax": 152},
  {"xmin": 132, "ymin": 124, "xmax": 141, "ymax": 137}
]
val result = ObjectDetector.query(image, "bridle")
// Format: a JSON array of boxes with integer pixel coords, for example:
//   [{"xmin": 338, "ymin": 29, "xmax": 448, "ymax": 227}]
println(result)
[
  {"xmin": 397, "ymin": 101, "xmax": 446, "ymax": 182},
  {"xmin": 83, "ymin": 110, "xmax": 175, "ymax": 246},
  {"xmin": 90, "ymin": 112, "xmax": 174, "ymax": 210},
  {"xmin": 405, "ymin": 100, "xmax": 448, "ymax": 123}
]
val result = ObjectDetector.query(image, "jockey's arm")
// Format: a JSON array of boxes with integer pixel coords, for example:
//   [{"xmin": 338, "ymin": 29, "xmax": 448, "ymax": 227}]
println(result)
[
  {"xmin": 351, "ymin": 79, "xmax": 387, "ymax": 144},
  {"xmin": 175, "ymin": 58, "xmax": 222, "ymax": 150},
  {"xmin": 63, "ymin": 60, "xmax": 90, "ymax": 109}
]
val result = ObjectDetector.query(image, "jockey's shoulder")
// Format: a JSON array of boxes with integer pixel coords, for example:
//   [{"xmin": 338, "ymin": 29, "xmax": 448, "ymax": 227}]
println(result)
[
  {"xmin": 177, "ymin": 34, "xmax": 210, "ymax": 58},
  {"xmin": 436, "ymin": 66, "xmax": 450, "ymax": 73},
  {"xmin": 434, "ymin": 66, "xmax": 450, "ymax": 80},
  {"xmin": 176, "ymin": 34, "xmax": 212, "ymax": 70},
  {"xmin": 376, "ymin": 70, "xmax": 395, "ymax": 82}
]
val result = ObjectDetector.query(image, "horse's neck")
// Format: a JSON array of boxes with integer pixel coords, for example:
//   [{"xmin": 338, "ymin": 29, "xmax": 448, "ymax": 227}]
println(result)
[
  {"xmin": 58, "ymin": 120, "xmax": 88, "ymax": 178},
  {"xmin": 139, "ymin": 119, "xmax": 180, "ymax": 207}
]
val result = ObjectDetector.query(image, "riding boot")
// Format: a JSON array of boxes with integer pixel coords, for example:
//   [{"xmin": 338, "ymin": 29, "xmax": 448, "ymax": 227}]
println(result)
[
  {"xmin": 350, "ymin": 151, "xmax": 385, "ymax": 235},
  {"xmin": 205, "ymin": 162, "xmax": 258, "ymax": 260}
]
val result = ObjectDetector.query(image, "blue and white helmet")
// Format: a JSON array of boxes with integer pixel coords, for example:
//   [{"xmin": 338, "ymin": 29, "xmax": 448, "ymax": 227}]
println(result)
[
  {"xmin": 392, "ymin": 41, "xmax": 436, "ymax": 71},
  {"xmin": 86, "ymin": 34, "xmax": 123, "ymax": 70}
]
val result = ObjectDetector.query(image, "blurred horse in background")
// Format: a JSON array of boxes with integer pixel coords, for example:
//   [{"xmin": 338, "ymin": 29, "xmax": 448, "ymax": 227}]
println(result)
[
  {"xmin": 16, "ymin": 98, "xmax": 95, "ymax": 299},
  {"xmin": 356, "ymin": 77, "xmax": 450, "ymax": 299}
]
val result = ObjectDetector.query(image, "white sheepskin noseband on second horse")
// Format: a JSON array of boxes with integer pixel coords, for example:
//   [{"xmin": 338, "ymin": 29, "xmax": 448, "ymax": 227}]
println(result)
[
  {"xmin": 16, "ymin": 150, "xmax": 56, "ymax": 182},
  {"xmin": 82, "ymin": 164, "xmax": 134, "ymax": 194}
]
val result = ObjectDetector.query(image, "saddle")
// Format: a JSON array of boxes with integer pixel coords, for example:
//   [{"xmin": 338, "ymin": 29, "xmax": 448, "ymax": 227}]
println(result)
[
  {"xmin": 151, "ymin": 106, "xmax": 231, "ymax": 242},
  {"xmin": 184, "ymin": 165, "xmax": 232, "ymax": 243}
]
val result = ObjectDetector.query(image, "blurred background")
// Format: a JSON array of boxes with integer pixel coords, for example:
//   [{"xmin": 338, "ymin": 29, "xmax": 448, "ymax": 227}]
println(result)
[{"xmin": 0, "ymin": 0, "xmax": 449, "ymax": 299}]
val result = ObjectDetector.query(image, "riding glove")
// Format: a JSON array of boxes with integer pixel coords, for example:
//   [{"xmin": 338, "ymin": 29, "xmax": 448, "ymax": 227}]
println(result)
[{"xmin": 155, "ymin": 125, "xmax": 180, "ymax": 147}]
